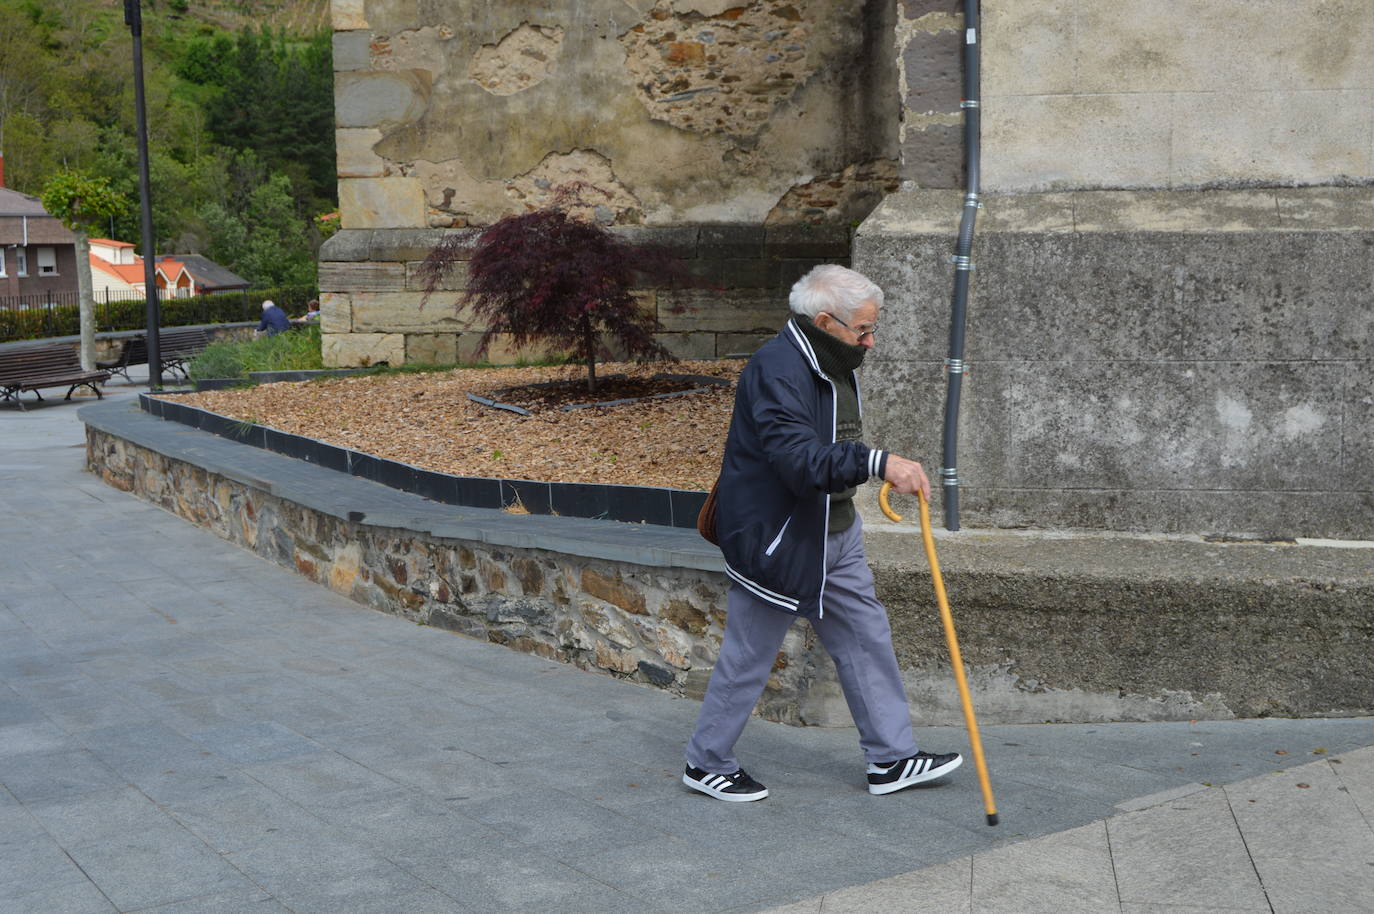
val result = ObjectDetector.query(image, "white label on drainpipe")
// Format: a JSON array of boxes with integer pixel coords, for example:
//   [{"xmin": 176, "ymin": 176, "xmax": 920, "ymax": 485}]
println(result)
[{"xmin": 966, "ymin": 28, "xmax": 977, "ymax": 44}]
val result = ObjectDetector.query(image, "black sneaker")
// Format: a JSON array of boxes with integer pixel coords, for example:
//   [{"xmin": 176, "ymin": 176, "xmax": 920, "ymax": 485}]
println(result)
[
  {"xmin": 867, "ymin": 751, "xmax": 963, "ymax": 795},
  {"xmin": 682, "ymin": 765, "xmax": 769, "ymax": 802}
]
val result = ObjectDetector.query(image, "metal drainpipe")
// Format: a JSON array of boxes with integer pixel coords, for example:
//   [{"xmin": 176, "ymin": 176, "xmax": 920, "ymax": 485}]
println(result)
[{"xmin": 940, "ymin": 0, "xmax": 981, "ymax": 532}]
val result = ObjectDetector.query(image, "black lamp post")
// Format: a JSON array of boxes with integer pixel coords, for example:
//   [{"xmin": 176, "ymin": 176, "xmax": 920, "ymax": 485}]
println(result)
[{"xmin": 124, "ymin": 0, "xmax": 162, "ymax": 389}]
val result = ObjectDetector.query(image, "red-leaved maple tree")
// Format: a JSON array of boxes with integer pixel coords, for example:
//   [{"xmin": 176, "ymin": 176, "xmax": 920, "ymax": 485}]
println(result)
[{"xmin": 418, "ymin": 187, "xmax": 690, "ymax": 393}]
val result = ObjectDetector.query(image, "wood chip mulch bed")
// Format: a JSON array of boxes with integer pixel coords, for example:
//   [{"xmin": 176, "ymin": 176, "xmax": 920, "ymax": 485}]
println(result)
[{"xmin": 169, "ymin": 360, "xmax": 745, "ymax": 491}]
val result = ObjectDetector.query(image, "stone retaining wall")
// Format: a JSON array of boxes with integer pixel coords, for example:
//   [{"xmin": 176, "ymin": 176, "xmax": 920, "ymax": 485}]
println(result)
[
  {"xmin": 85, "ymin": 408, "xmax": 1374, "ymax": 726},
  {"xmin": 86, "ymin": 427, "xmax": 832, "ymax": 724}
]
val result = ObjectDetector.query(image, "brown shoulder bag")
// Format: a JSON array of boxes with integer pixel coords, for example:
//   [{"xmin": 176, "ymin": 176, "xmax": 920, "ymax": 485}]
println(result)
[{"xmin": 696, "ymin": 477, "xmax": 721, "ymax": 545}]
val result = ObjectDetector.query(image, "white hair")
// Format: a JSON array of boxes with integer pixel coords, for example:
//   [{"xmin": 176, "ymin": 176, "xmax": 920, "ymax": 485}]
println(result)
[
  {"xmin": 788, "ymin": 265, "xmax": 884, "ymax": 322},
  {"xmin": 261, "ymin": 300, "xmax": 275, "ymax": 310}
]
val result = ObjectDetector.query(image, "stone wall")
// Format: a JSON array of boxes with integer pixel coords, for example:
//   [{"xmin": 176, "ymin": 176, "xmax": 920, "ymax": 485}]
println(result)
[
  {"xmin": 317, "ymin": 223, "xmax": 850, "ymax": 367},
  {"xmin": 85, "ymin": 425, "xmax": 835, "ymax": 724},
  {"xmin": 331, "ymin": 0, "xmax": 907, "ymax": 229},
  {"xmin": 982, "ymin": 0, "xmax": 1374, "ymax": 192},
  {"xmin": 321, "ymin": 1, "xmax": 973, "ymax": 367},
  {"xmin": 853, "ymin": 187, "xmax": 1374, "ymax": 539}
]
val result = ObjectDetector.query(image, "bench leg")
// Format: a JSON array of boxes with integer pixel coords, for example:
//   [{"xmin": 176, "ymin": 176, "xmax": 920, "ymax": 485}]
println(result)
[{"xmin": 64, "ymin": 383, "xmax": 103, "ymax": 401}]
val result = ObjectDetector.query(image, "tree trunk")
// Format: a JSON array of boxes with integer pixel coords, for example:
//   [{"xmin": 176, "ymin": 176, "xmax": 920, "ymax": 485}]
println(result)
[
  {"xmin": 75, "ymin": 231, "xmax": 96, "ymax": 371},
  {"xmin": 582, "ymin": 315, "xmax": 597, "ymax": 394}
]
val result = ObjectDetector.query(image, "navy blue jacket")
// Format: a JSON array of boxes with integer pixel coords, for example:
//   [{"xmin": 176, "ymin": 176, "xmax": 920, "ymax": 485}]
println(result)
[
  {"xmin": 716, "ymin": 318, "xmax": 888, "ymax": 618},
  {"xmin": 258, "ymin": 305, "xmax": 291, "ymax": 336}
]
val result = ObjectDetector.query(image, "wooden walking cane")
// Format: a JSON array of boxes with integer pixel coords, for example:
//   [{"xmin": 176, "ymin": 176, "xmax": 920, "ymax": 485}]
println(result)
[{"xmin": 879, "ymin": 481, "xmax": 999, "ymax": 826}]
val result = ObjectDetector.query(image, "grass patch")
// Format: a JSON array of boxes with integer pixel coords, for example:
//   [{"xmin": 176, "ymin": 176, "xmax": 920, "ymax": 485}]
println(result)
[{"xmin": 188, "ymin": 325, "xmax": 324, "ymax": 381}]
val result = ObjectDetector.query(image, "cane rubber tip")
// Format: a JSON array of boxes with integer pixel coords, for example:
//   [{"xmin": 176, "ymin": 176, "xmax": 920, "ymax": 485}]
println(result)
[{"xmin": 987, "ymin": 813, "xmax": 999, "ymax": 827}]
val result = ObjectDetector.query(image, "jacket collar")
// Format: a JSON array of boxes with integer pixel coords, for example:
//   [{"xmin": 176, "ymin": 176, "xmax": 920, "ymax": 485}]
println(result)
[{"xmin": 784, "ymin": 317, "xmax": 826, "ymax": 379}]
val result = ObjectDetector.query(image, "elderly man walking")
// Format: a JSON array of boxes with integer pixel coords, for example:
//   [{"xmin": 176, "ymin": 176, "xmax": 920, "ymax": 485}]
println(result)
[{"xmin": 684, "ymin": 264, "xmax": 962, "ymax": 802}]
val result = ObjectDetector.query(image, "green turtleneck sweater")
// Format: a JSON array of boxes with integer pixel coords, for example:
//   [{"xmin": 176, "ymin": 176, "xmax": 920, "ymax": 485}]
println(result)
[{"xmin": 795, "ymin": 314, "xmax": 867, "ymax": 533}]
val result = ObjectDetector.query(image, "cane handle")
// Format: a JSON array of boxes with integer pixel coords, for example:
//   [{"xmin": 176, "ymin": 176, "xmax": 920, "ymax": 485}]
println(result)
[{"xmin": 878, "ymin": 481, "xmax": 902, "ymax": 522}]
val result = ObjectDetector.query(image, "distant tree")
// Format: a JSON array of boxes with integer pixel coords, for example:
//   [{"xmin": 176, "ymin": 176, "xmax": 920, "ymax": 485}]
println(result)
[
  {"xmin": 419, "ymin": 186, "xmax": 689, "ymax": 393},
  {"xmin": 40, "ymin": 171, "xmax": 128, "ymax": 368},
  {"xmin": 201, "ymin": 170, "xmax": 314, "ymax": 287}
]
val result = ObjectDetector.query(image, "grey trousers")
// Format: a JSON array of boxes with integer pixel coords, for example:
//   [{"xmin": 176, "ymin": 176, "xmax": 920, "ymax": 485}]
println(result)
[{"xmin": 687, "ymin": 516, "xmax": 920, "ymax": 774}]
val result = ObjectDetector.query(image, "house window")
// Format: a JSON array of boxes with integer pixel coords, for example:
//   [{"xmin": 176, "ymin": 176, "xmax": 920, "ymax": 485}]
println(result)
[
  {"xmin": 0, "ymin": 249, "xmax": 6, "ymax": 277},
  {"xmin": 15, "ymin": 248, "xmax": 26, "ymax": 276},
  {"xmin": 37, "ymin": 247, "xmax": 58, "ymax": 276}
]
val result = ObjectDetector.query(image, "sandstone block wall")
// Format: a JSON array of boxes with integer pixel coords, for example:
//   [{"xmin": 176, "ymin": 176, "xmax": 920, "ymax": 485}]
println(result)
[
  {"xmin": 316, "ymin": 224, "xmax": 850, "ymax": 367},
  {"xmin": 982, "ymin": 0, "xmax": 1374, "ymax": 191}
]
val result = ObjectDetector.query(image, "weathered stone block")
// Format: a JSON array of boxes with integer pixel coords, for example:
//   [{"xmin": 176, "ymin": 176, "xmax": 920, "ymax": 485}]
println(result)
[
  {"xmin": 594, "ymin": 641, "xmax": 639, "ymax": 674},
  {"xmin": 339, "ymin": 178, "xmax": 426, "ymax": 229},
  {"xmin": 405, "ymin": 333, "xmax": 459, "ymax": 366},
  {"xmin": 653, "ymin": 332, "xmax": 715, "ymax": 360},
  {"xmin": 334, "ymin": 70, "xmax": 431, "ymax": 129},
  {"xmin": 456, "ymin": 333, "xmax": 569, "ymax": 366},
  {"xmin": 1346, "ymin": 360, "xmax": 1374, "ymax": 491},
  {"xmin": 322, "ymin": 332, "xmax": 404, "ymax": 368},
  {"xmin": 333, "ymin": 30, "xmax": 372, "ymax": 71},
  {"xmin": 698, "ymin": 224, "xmax": 765, "ymax": 260},
  {"xmin": 319, "ymin": 262, "xmax": 406, "ymax": 293},
  {"xmin": 405, "ymin": 261, "xmax": 469, "ymax": 292},
  {"xmin": 899, "ymin": 122, "xmax": 962, "ymax": 187},
  {"xmin": 763, "ymin": 223, "xmax": 851, "ymax": 260},
  {"xmin": 319, "ymin": 293, "xmax": 352, "ymax": 334},
  {"xmin": 983, "ymin": 1, "xmax": 1072, "ymax": 96},
  {"xmin": 902, "ymin": 29, "xmax": 962, "ymax": 114},
  {"xmin": 581, "ymin": 568, "xmax": 648, "ymax": 615},
  {"xmin": 714, "ymin": 333, "xmax": 773, "ymax": 358},
  {"xmin": 336, "ymin": 128, "xmax": 385, "ymax": 178},
  {"xmin": 1171, "ymin": 90, "xmax": 1372, "ymax": 187},
  {"xmin": 657, "ymin": 289, "xmax": 789, "ymax": 333},
  {"xmin": 350, "ymin": 292, "xmax": 472, "ymax": 333},
  {"xmin": 900, "ymin": 0, "xmax": 960, "ymax": 18},
  {"xmin": 983, "ymin": 94, "xmax": 1173, "ymax": 192},
  {"xmin": 607, "ymin": 225, "xmax": 701, "ymax": 258},
  {"xmin": 331, "ymin": 0, "xmax": 368, "ymax": 30},
  {"xmin": 319, "ymin": 230, "xmax": 374, "ymax": 263},
  {"xmin": 369, "ymin": 229, "xmax": 471, "ymax": 263},
  {"xmin": 663, "ymin": 599, "xmax": 709, "ymax": 635}
]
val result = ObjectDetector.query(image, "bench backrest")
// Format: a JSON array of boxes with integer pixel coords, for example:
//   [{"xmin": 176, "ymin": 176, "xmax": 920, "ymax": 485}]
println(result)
[
  {"xmin": 0, "ymin": 345, "xmax": 83, "ymax": 384},
  {"xmin": 159, "ymin": 328, "xmax": 210, "ymax": 356},
  {"xmin": 122, "ymin": 335, "xmax": 150, "ymax": 364}
]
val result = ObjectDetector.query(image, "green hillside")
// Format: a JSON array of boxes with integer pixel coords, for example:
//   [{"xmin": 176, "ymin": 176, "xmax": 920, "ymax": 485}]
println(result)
[{"xmin": 0, "ymin": 0, "xmax": 335, "ymax": 287}]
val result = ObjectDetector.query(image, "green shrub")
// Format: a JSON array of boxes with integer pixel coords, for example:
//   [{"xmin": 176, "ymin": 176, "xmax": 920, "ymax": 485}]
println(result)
[
  {"xmin": 0, "ymin": 287, "xmax": 317, "ymax": 343},
  {"xmin": 188, "ymin": 324, "xmax": 323, "ymax": 381}
]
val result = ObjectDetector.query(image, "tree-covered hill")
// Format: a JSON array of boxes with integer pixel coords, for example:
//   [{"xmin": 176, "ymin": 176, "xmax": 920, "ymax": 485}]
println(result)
[{"xmin": 0, "ymin": 0, "xmax": 335, "ymax": 287}]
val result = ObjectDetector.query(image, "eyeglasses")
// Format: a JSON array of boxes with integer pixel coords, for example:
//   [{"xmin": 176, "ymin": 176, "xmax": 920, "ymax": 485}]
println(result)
[{"xmin": 823, "ymin": 312, "xmax": 879, "ymax": 342}]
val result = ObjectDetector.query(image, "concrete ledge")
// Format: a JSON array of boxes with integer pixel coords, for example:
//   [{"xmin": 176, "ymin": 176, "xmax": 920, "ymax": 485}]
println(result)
[{"xmin": 854, "ymin": 187, "xmax": 1374, "ymax": 539}]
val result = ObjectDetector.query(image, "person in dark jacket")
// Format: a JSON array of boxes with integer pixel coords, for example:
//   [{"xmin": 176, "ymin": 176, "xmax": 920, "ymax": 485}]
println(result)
[
  {"xmin": 683, "ymin": 264, "xmax": 963, "ymax": 802},
  {"xmin": 256, "ymin": 300, "xmax": 291, "ymax": 336}
]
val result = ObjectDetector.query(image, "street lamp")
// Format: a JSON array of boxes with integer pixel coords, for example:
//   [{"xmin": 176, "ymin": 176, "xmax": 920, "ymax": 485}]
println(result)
[{"xmin": 124, "ymin": 0, "xmax": 162, "ymax": 389}]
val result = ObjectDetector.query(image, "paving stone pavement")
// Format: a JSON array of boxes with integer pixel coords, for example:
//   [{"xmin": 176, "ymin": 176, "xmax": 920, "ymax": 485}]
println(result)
[{"xmin": 2, "ymin": 371, "xmax": 1373, "ymax": 913}]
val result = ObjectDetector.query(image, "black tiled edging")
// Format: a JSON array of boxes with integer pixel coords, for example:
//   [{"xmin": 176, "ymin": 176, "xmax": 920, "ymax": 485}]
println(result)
[{"xmin": 140, "ymin": 392, "xmax": 709, "ymax": 529}]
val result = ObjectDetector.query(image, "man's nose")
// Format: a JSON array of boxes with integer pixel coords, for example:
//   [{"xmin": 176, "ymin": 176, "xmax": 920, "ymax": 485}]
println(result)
[{"xmin": 861, "ymin": 335, "xmax": 876, "ymax": 350}]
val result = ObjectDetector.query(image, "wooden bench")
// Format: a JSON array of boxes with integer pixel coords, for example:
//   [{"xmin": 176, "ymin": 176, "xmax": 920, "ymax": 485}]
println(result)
[
  {"xmin": 157, "ymin": 328, "xmax": 211, "ymax": 379},
  {"xmin": 0, "ymin": 345, "xmax": 111, "ymax": 411},
  {"xmin": 96, "ymin": 335, "xmax": 150, "ymax": 382}
]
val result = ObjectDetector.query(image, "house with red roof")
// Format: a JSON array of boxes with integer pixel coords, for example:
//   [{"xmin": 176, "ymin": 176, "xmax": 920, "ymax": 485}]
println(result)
[
  {"xmin": 87, "ymin": 241, "xmax": 250, "ymax": 302},
  {"xmin": 89, "ymin": 239, "xmax": 146, "ymax": 301}
]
